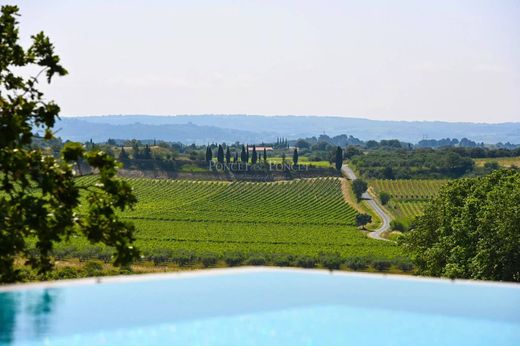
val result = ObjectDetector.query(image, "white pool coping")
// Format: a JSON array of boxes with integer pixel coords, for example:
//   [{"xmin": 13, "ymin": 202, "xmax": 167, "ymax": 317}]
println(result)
[{"xmin": 0, "ymin": 266, "xmax": 518, "ymax": 292}]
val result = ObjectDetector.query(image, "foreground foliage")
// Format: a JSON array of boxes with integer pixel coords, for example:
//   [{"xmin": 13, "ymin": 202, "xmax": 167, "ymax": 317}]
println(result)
[
  {"xmin": 0, "ymin": 6, "xmax": 138, "ymax": 282},
  {"xmin": 401, "ymin": 169, "xmax": 520, "ymax": 281}
]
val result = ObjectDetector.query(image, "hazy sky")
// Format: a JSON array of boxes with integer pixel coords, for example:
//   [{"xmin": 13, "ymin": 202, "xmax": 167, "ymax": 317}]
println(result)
[{"xmin": 11, "ymin": 0, "xmax": 520, "ymax": 122}]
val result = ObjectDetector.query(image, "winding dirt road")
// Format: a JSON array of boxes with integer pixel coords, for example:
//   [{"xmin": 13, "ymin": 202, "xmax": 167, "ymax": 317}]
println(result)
[{"xmin": 341, "ymin": 164, "xmax": 391, "ymax": 241}]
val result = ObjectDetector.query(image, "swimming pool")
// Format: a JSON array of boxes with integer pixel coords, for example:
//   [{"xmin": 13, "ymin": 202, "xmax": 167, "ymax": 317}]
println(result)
[{"xmin": 1, "ymin": 268, "xmax": 519, "ymax": 345}]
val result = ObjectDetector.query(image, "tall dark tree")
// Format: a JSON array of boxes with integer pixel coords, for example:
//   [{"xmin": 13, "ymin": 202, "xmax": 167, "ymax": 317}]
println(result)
[
  {"xmin": 0, "ymin": 5, "xmax": 138, "ymax": 282},
  {"xmin": 293, "ymin": 148, "xmax": 299, "ymax": 165},
  {"xmin": 382, "ymin": 166, "xmax": 395, "ymax": 179},
  {"xmin": 205, "ymin": 146, "xmax": 213, "ymax": 162},
  {"xmin": 143, "ymin": 145, "xmax": 152, "ymax": 159},
  {"xmin": 263, "ymin": 147, "xmax": 268, "ymax": 162},
  {"xmin": 234, "ymin": 152, "xmax": 239, "ymax": 163},
  {"xmin": 240, "ymin": 145, "xmax": 247, "ymax": 162},
  {"xmin": 335, "ymin": 146, "xmax": 343, "ymax": 170},
  {"xmin": 132, "ymin": 141, "xmax": 140, "ymax": 159},
  {"xmin": 118, "ymin": 146, "xmax": 129, "ymax": 160},
  {"xmin": 245, "ymin": 145, "xmax": 250, "ymax": 162},
  {"xmin": 225, "ymin": 147, "xmax": 231, "ymax": 163},
  {"xmin": 251, "ymin": 145, "xmax": 258, "ymax": 164},
  {"xmin": 217, "ymin": 144, "xmax": 225, "ymax": 163}
]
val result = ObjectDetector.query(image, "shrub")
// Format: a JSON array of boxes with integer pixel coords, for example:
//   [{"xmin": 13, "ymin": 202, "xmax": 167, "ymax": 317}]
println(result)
[
  {"xmin": 84, "ymin": 260, "xmax": 104, "ymax": 276},
  {"xmin": 245, "ymin": 254, "xmax": 267, "ymax": 266},
  {"xmin": 53, "ymin": 246, "xmax": 77, "ymax": 260},
  {"xmin": 171, "ymin": 250, "xmax": 196, "ymax": 266},
  {"xmin": 372, "ymin": 260, "xmax": 391, "ymax": 272},
  {"xmin": 96, "ymin": 249, "xmax": 113, "ymax": 263},
  {"xmin": 150, "ymin": 249, "xmax": 173, "ymax": 266},
  {"xmin": 345, "ymin": 257, "xmax": 368, "ymax": 271},
  {"xmin": 294, "ymin": 256, "xmax": 316, "ymax": 268},
  {"xmin": 55, "ymin": 266, "xmax": 85, "ymax": 279},
  {"xmin": 224, "ymin": 252, "xmax": 244, "ymax": 267},
  {"xmin": 390, "ymin": 219, "xmax": 407, "ymax": 232},
  {"xmin": 397, "ymin": 261, "xmax": 414, "ymax": 272},
  {"xmin": 76, "ymin": 246, "xmax": 104, "ymax": 262},
  {"xmin": 483, "ymin": 161, "xmax": 499, "ymax": 170},
  {"xmin": 199, "ymin": 252, "xmax": 218, "ymax": 267},
  {"xmin": 320, "ymin": 253, "xmax": 342, "ymax": 270},
  {"xmin": 118, "ymin": 266, "xmax": 133, "ymax": 275},
  {"xmin": 272, "ymin": 254, "xmax": 291, "ymax": 267},
  {"xmin": 379, "ymin": 191, "xmax": 391, "ymax": 205}
]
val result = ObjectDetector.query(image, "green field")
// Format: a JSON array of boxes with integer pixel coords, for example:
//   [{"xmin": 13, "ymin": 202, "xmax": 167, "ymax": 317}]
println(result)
[
  {"xmin": 268, "ymin": 156, "xmax": 332, "ymax": 168},
  {"xmin": 370, "ymin": 179, "xmax": 448, "ymax": 220},
  {"xmin": 69, "ymin": 177, "xmax": 401, "ymax": 265}
]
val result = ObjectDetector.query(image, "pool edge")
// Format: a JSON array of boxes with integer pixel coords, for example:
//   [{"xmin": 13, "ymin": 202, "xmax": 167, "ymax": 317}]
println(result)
[{"xmin": 0, "ymin": 266, "xmax": 519, "ymax": 292}]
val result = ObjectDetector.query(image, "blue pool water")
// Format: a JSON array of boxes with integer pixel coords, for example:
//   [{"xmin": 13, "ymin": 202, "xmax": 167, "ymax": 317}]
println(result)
[{"xmin": 0, "ymin": 268, "xmax": 519, "ymax": 345}]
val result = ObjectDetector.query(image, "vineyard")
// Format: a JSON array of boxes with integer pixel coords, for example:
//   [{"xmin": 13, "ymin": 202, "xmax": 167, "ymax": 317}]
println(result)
[
  {"xmin": 370, "ymin": 179, "xmax": 448, "ymax": 220},
  {"xmin": 67, "ymin": 177, "xmax": 401, "ymax": 266}
]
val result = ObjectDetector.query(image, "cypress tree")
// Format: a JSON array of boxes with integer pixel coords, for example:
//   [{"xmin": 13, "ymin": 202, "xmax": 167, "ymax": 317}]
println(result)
[
  {"xmin": 118, "ymin": 146, "xmax": 129, "ymax": 160},
  {"xmin": 132, "ymin": 142, "xmax": 140, "ymax": 159},
  {"xmin": 252, "ymin": 145, "xmax": 258, "ymax": 164},
  {"xmin": 245, "ymin": 145, "xmax": 250, "ymax": 162},
  {"xmin": 263, "ymin": 147, "xmax": 268, "ymax": 162},
  {"xmin": 217, "ymin": 144, "xmax": 225, "ymax": 163},
  {"xmin": 293, "ymin": 148, "xmax": 298, "ymax": 165},
  {"xmin": 143, "ymin": 144, "xmax": 152, "ymax": 159},
  {"xmin": 225, "ymin": 147, "xmax": 231, "ymax": 164},
  {"xmin": 234, "ymin": 152, "xmax": 239, "ymax": 163},
  {"xmin": 335, "ymin": 146, "xmax": 343, "ymax": 171},
  {"xmin": 240, "ymin": 145, "xmax": 247, "ymax": 162},
  {"xmin": 205, "ymin": 146, "xmax": 213, "ymax": 162}
]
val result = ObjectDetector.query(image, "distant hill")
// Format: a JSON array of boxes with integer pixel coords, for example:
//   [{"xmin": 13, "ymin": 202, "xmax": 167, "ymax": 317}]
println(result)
[{"xmin": 54, "ymin": 115, "xmax": 520, "ymax": 144}]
